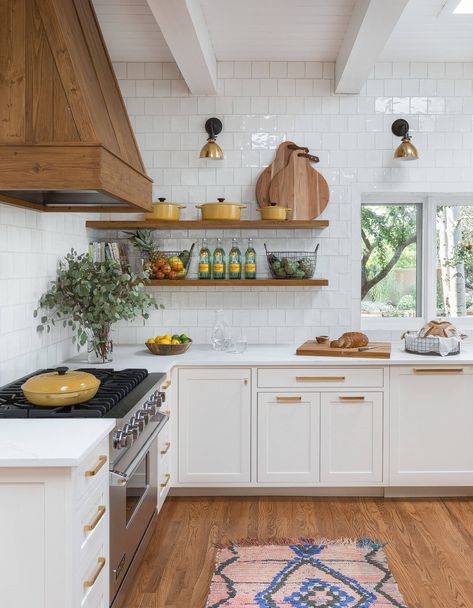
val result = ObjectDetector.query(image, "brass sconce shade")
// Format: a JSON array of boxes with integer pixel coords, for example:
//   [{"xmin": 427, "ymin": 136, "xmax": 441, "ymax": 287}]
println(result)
[
  {"xmin": 392, "ymin": 119, "xmax": 418, "ymax": 161},
  {"xmin": 200, "ymin": 117, "xmax": 224, "ymax": 159}
]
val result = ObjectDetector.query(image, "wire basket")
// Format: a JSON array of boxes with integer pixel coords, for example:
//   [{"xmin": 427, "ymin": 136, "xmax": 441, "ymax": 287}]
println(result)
[
  {"xmin": 264, "ymin": 243, "xmax": 319, "ymax": 279},
  {"xmin": 403, "ymin": 332, "xmax": 461, "ymax": 356},
  {"xmin": 144, "ymin": 243, "xmax": 195, "ymax": 280}
]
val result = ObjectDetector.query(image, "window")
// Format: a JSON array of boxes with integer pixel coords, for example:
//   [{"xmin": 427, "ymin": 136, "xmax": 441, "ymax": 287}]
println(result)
[
  {"xmin": 361, "ymin": 195, "xmax": 473, "ymax": 324},
  {"xmin": 436, "ymin": 204, "xmax": 473, "ymax": 318},
  {"xmin": 361, "ymin": 203, "xmax": 422, "ymax": 318}
]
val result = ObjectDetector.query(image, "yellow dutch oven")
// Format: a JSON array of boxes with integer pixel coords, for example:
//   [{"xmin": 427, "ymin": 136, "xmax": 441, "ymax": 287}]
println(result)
[
  {"xmin": 144, "ymin": 198, "xmax": 186, "ymax": 221},
  {"xmin": 196, "ymin": 198, "xmax": 247, "ymax": 221},
  {"xmin": 256, "ymin": 202, "xmax": 291, "ymax": 221},
  {"xmin": 21, "ymin": 367, "xmax": 100, "ymax": 407}
]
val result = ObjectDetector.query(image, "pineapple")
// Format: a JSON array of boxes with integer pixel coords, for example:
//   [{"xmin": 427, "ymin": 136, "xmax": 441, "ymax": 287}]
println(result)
[{"xmin": 124, "ymin": 229, "xmax": 162, "ymax": 262}]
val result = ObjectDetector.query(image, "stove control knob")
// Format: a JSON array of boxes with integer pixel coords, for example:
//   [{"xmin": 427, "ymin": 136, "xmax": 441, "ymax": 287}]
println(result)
[
  {"xmin": 113, "ymin": 430, "xmax": 128, "ymax": 449},
  {"xmin": 158, "ymin": 390, "xmax": 166, "ymax": 403},
  {"xmin": 137, "ymin": 410, "xmax": 150, "ymax": 425},
  {"xmin": 130, "ymin": 415, "xmax": 144, "ymax": 433},
  {"xmin": 123, "ymin": 423, "xmax": 138, "ymax": 442},
  {"xmin": 144, "ymin": 401, "xmax": 157, "ymax": 417}
]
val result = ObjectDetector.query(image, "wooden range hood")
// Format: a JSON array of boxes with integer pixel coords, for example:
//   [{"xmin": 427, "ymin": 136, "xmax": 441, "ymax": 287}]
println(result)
[{"xmin": 0, "ymin": 0, "xmax": 153, "ymax": 212}]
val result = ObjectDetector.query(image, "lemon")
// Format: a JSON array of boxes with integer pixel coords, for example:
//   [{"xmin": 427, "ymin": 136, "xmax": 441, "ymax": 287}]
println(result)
[
  {"xmin": 171, "ymin": 338, "xmax": 181, "ymax": 345},
  {"xmin": 155, "ymin": 335, "xmax": 163, "ymax": 342},
  {"xmin": 146, "ymin": 338, "xmax": 155, "ymax": 343},
  {"xmin": 164, "ymin": 334, "xmax": 172, "ymax": 341},
  {"xmin": 160, "ymin": 339, "xmax": 172, "ymax": 345}
]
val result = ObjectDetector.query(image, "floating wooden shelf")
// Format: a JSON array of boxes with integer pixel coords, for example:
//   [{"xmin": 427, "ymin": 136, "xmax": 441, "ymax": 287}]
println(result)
[
  {"xmin": 86, "ymin": 219, "xmax": 329, "ymax": 230},
  {"xmin": 145, "ymin": 279, "xmax": 328, "ymax": 287}
]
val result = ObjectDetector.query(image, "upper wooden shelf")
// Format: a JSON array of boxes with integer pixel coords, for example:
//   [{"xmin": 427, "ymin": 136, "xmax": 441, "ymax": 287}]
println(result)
[{"xmin": 85, "ymin": 219, "xmax": 329, "ymax": 230}]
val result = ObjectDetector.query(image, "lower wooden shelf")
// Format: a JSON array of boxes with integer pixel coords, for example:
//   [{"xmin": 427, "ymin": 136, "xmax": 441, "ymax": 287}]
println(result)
[{"xmin": 146, "ymin": 279, "xmax": 328, "ymax": 287}]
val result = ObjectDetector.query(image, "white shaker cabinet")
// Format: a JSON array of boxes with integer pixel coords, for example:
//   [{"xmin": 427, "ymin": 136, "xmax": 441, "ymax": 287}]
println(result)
[
  {"xmin": 0, "ymin": 438, "xmax": 110, "ymax": 608},
  {"xmin": 320, "ymin": 392, "xmax": 383, "ymax": 484},
  {"xmin": 178, "ymin": 368, "xmax": 251, "ymax": 483},
  {"xmin": 257, "ymin": 392, "xmax": 320, "ymax": 483},
  {"xmin": 390, "ymin": 366, "xmax": 473, "ymax": 485}
]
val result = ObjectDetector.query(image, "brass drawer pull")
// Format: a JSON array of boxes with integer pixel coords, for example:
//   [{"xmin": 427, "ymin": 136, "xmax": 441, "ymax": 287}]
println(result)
[
  {"xmin": 160, "ymin": 473, "xmax": 171, "ymax": 488},
  {"xmin": 84, "ymin": 505, "xmax": 106, "ymax": 532},
  {"xmin": 85, "ymin": 455, "xmax": 107, "ymax": 478},
  {"xmin": 276, "ymin": 396, "xmax": 302, "ymax": 402},
  {"xmin": 339, "ymin": 396, "xmax": 365, "ymax": 401},
  {"xmin": 164, "ymin": 409, "xmax": 171, "ymax": 417},
  {"xmin": 162, "ymin": 379, "xmax": 172, "ymax": 390},
  {"xmin": 160, "ymin": 441, "xmax": 171, "ymax": 455},
  {"xmin": 84, "ymin": 557, "xmax": 106, "ymax": 588},
  {"xmin": 413, "ymin": 368, "xmax": 464, "ymax": 374},
  {"xmin": 296, "ymin": 376, "xmax": 346, "ymax": 382}
]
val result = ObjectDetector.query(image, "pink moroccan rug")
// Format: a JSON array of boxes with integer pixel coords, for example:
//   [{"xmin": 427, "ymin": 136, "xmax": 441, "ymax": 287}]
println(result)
[{"xmin": 206, "ymin": 538, "xmax": 407, "ymax": 607}]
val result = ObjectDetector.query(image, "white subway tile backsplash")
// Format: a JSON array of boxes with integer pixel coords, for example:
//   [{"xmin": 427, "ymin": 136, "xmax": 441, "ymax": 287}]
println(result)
[{"xmin": 4, "ymin": 59, "xmax": 473, "ymax": 378}]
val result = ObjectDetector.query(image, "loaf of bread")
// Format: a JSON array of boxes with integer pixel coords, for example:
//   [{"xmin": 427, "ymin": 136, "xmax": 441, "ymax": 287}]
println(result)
[
  {"xmin": 330, "ymin": 332, "xmax": 369, "ymax": 349},
  {"xmin": 419, "ymin": 320, "xmax": 456, "ymax": 338}
]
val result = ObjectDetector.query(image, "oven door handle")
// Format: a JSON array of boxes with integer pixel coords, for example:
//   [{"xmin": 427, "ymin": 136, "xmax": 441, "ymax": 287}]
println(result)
[{"xmin": 110, "ymin": 415, "xmax": 168, "ymax": 486}]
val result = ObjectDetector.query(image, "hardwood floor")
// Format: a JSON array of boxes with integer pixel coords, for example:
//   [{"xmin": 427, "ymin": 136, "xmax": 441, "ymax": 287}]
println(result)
[{"xmin": 123, "ymin": 496, "xmax": 473, "ymax": 608}]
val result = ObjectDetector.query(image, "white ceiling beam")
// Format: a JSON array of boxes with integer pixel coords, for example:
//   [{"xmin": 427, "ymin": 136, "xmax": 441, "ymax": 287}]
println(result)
[
  {"xmin": 146, "ymin": 0, "xmax": 217, "ymax": 95},
  {"xmin": 335, "ymin": 0, "xmax": 410, "ymax": 94}
]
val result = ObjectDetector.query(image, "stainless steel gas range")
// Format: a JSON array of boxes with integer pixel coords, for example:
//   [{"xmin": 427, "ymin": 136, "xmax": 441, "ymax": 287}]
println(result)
[{"xmin": 0, "ymin": 367, "xmax": 169, "ymax": 608}]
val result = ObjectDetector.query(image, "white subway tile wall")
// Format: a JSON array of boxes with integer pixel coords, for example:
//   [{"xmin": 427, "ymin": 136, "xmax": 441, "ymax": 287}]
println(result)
[
  {"xmin": 0, "ymin": 206, "xmax": 89, "ymax": 384},
  {"xmin": 3, "ymin": 60, "xmax": 473, "ymax": 381}
]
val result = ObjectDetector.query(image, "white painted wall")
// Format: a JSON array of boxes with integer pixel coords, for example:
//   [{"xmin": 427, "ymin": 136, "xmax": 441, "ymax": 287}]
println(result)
[{"xmin": 2, "ymin": 59, "xmax": 473, "ymax": 382}]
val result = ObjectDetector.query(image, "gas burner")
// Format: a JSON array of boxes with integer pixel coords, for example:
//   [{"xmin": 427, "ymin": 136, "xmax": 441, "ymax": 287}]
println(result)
[{"xmin": 0, "ymin": 368, "xmax": 149, "ymax": 418}]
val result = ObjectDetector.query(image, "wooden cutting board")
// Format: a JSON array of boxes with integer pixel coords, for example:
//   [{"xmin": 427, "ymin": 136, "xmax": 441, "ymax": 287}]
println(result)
[
  {"xmin": 256, "ymin": 141, "xmax": 303, "ymax": 208},
  {"xmin": 268, "ymin": 149, "xmax": 329, "ymax": 219},
  {"xmin": 296, "ymin": 341, "xmax": 391, "ymax": 359}
]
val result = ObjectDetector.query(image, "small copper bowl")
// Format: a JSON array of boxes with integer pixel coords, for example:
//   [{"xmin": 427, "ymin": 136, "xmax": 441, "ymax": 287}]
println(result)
[{"xmin": 316, "ymin": 335, "xmax": 330, "ymax": 344}]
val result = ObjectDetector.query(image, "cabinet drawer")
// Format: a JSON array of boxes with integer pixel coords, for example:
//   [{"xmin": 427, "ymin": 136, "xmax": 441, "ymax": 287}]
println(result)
[
  {"xmin": 258, "ymin": 368, "xmax": 384, "ymax": 389},
  {"xmin": 158, "ymin": 455, "xmax": 172, "ymax": 511},
  {"xmin": 73, "ymin": 438, "xmax": 109, "ymax": 501},
  {"xmin": 76, "ymin": 483, "xmax": 108, "ymax": 553},
  {"xmin": 79, "ymin": 535, "xmax": 108, "ymax": 607},
  {"xmin": 158, "ymin": 424, "xmax": 172, "ymax": 465}
]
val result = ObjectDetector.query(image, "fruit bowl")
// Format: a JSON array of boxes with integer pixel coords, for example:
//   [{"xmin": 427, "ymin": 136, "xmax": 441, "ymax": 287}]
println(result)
[{"xmin": 146, "ymin": 339, "xmax": 192, "ymax": 356}]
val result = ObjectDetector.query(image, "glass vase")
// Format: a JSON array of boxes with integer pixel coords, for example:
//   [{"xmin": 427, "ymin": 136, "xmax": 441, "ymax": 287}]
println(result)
[
  {"xmin": 87, "ymin": 324, "xmax": 113, "ymax": 364},
  {"xmin": 210, "ymin": 310, "xmax": 230, "ymax": 351}
]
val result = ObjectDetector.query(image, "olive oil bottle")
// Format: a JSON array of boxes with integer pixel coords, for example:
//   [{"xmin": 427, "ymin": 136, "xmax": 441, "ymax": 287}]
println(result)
[
  {"xmin": 198, "ymin": 238, "xmax": 211, "ymax": 279},
  {"xmin": 244, "ymin": 238, "xmax": 257, "ymax": 279},
  {"xmin": 228, "ymin": 238, "xmax": 242, "ymax": 279},
  {"xmin": 212, "ymin": 238, "xmax": 226, "ymax": 279}
]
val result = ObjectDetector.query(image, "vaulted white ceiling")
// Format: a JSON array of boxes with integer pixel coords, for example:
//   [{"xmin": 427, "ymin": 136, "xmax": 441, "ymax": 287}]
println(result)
[
  {"xmin": 94, "ymin": 0, "xmax": 473, "ymax": 64},
  {"xmin": 93, "ymin": 0, "xmax": 473, "ymax": 94},
  {"xmin": 93, "ymin": 0, "xmax": 173, "ymax": 62},
  {"xmin": 381, "ymin": 0, "xmax": 473, "ymax": 62}
]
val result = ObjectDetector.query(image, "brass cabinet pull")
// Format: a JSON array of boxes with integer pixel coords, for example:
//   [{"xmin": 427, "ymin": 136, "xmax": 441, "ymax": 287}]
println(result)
[
  {"xmin": 160, "ymin": 441, "xmax": 171, "ymax": 455},
  {"xmin": 84, "ymin": 557, "xmax": 106, "ymax": 588},
  {"xmin": 85, "ymin": 455, "xmax": 107, "ymax": 478},
  {"xmin": 276, "ymin": 396, "xmax": 302, "ymax": 402},
  {"xmin": 339, "ymin": 396, "xmax": 365, "ymax": 401},
  {"xmin": 164, "ymin": 409, "xmax": 171, "ymax": 417},
  {"xmin": 296, "ymin": 376, "xmax": 346, "ymax": 382},
  {"xmin": 412, "ymin": 368, "xmax": 464, "ymax": 374},
  {"xmin": 160, "ymin": 473, "xmax": 171, "ymax": 488},
  {"xmin": 244, "ymin": 378, "xmax": 249, "ymax": 385},
  {"xmin": 162, "ymin": 379, "xmax": 171, "ymax": 390},
  {"xmin": 84, "ymin": 505, "xmax": 106, "ymax": 532}
]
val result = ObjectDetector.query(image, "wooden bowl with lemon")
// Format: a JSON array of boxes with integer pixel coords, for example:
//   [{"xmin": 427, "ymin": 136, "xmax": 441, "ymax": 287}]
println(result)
[{"xmin": 146, "ymin": 333, "xmax": 192, "ymax": 356}]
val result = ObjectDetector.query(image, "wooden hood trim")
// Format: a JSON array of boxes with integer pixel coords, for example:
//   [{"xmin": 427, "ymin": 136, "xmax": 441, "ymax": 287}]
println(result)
[{"xmin": 0, "ymin": 0, "xmax": 152, "ymax": 211}]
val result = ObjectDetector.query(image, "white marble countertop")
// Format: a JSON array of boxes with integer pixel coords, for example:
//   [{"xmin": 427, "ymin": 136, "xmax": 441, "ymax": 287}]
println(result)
[
  {"xmin": 66, "ymin": 341, "xmax": 473, "ymax": 373},
  {"xmin": 0, "ymin": 419, "xmax": 114, "ymax": 467},
  {"xmin": 2, "ymin": 341, "xmax": 472, "ymax": 469}
]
